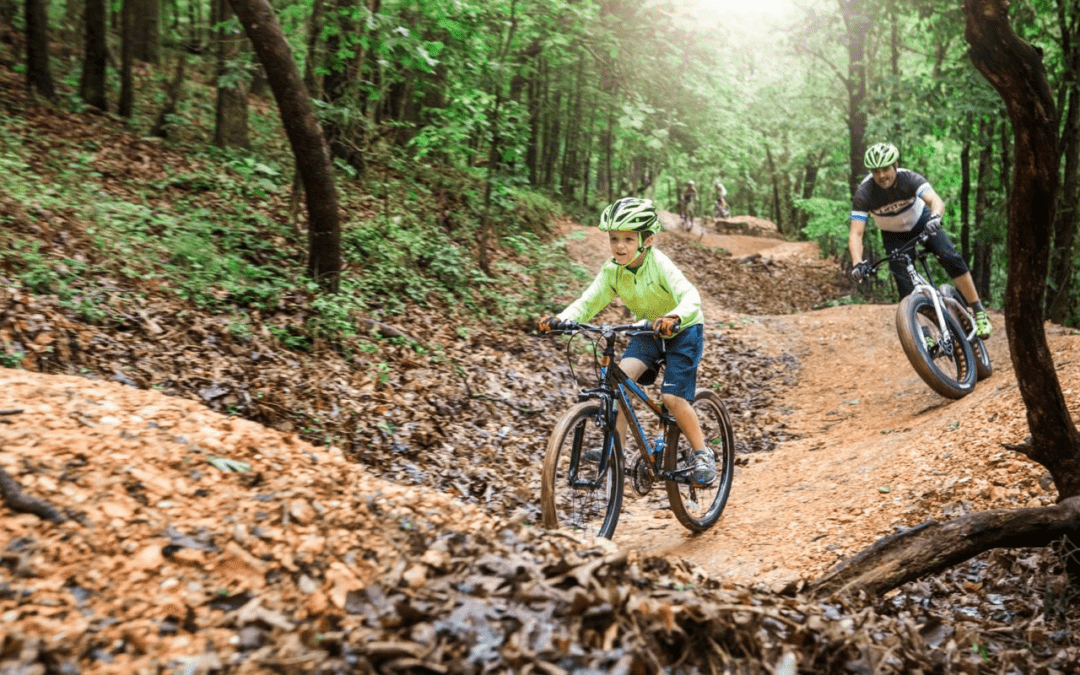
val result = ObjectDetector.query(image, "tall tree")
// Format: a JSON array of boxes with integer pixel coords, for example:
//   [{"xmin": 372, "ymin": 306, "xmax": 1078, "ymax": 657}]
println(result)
[
  {"xmin": 227, "ymin": 0, "xmax": 341, "ymax": 289},
  {"xmin": 1047, "ymin": 0, "xmax": 1080, "ymax": 323},
  {"xmin": 119, "ymin": 0, "xmax": 134, "ymax": 117},
  {"xmin": 133, "ymin": 0, "xmax": 160, "ymax": 63},
  {"xmin": 214, "ymin": 0, "xmax": 249, "ymax": 149},
  {"xmin": 79, "ymin": 0, "xmax": 108, "ymax": 110},
  {"xmin": 25, "ymin": 0, "xmax": 56, "ymax": 99}
]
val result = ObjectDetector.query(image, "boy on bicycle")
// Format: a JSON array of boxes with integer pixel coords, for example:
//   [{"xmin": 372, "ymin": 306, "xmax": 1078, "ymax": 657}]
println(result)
[
  {"xmin": 849, "ymin": 142, "xmax": 992, "ymax": 339},
  {"xmin": 538, "ymin": 198, "xmax": 716, "ymax": 485}
]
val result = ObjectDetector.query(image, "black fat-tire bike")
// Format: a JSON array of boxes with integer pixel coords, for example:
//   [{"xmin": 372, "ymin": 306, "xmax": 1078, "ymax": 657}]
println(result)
[
  {"xmin": 540, "ymin": 320, "xmax": 735, "ymax": 539},
  {"xmin": 863, "ymin": 230, "xmax": 991, "ymax": 399}
]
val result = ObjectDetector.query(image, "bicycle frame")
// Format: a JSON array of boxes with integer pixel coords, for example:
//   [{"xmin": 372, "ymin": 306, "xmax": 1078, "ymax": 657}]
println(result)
[
  {"xmin": 870, "ymin": 232, "xmax": 976, "ymax": 351},
  {"xmin": 563, "ymin": 322, "xmax": 698, "ymax": 487}
]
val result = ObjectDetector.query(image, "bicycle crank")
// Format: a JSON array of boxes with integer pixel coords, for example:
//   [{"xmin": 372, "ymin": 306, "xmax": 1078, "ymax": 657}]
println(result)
[{"xmin": 630, "ymin": 455, "xmax": 655, "ymax": 496}]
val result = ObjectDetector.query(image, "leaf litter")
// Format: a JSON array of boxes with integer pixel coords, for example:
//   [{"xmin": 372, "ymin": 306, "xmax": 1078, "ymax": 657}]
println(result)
[{"xmin": 1, "ymin": 81, "xmax": 1079, "ymax": 673}]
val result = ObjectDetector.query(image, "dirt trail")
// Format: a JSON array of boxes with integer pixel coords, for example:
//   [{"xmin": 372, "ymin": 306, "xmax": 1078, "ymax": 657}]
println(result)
[{"xmin": 567, "ymin": 212, "xmax": 1064, "ymax": 590}]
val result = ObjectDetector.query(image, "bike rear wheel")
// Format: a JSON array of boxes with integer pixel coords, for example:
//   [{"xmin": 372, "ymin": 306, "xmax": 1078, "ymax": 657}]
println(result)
[
  {"xmin": 540, "ymin": 401, "xmax": 624, "ymax": 539},
  {"xmin": 664, "ymin": 389, "xmax": 735, "ymax": 532},
  {"xmin": 896, "ymin": 294, "xmax": 977, "ymax": 399},
  {"xmin": 938, "ymin": 284, "xmax": 993, "ymax": 381}
]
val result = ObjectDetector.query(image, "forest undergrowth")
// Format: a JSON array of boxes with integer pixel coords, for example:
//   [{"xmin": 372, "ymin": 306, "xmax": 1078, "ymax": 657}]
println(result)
[{"xmin": 2, "ymin": 43, "xmax": 1080, "ymax": 674}]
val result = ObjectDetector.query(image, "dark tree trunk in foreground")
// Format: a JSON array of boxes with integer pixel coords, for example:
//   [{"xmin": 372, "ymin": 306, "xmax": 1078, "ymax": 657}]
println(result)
[
  {"xmin": 25, "ymin": 0, "xmax": 56, "ymax": 99},
  {"xmin": 810, "ymin": 0, "xmax": 1080, "ymax": 601},
  {"xmin": 79, "ymin": 0, "xmax": 107, "ymax": 110},
  {"xmin": 133, "ymin": 0, "xmax": 160, "ymax": 63},
  {"xmin": 227, "ymin": 0, "xmax": 341, "ymax": 289}
]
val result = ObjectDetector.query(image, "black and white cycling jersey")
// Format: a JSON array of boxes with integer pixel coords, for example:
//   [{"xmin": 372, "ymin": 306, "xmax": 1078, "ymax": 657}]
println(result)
[{"xmin": 851, "ymin": 168, "xmax": 935, "ymax": 233}]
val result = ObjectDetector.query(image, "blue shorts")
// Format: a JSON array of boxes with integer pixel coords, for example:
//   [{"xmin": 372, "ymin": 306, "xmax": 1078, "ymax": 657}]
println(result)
[{"xmin": 622, "ymin": 323, "xmax": 703, "ymax": 402}]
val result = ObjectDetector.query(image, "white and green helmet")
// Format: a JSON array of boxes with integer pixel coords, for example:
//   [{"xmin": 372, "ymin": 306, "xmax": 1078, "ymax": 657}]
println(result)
[
  {"xmin": 864, "ymin": 143, "xmax": 900, "ymax": 169},
  {"xmin": 599, "ymin": 198, "xmax": 661, "ymax": 236}
]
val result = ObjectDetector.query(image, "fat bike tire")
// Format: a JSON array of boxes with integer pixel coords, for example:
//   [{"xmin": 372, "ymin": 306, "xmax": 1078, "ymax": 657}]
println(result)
[
  {"xmin": 664, "ymin": 389, "xmax": 735, "ymax": 532},
  {"xmin": 938, "ymin": 284, "xmax": 993, "ymax": 381},
  {"xmin": 540, "ymin": 401, "xmax": 624, "ymax": 539},
  {"xmin": 896, "ymin": 294, "xmax": 977, "ymax": 399}
]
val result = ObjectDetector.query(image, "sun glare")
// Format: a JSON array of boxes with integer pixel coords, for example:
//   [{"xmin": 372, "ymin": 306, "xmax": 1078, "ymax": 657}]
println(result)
[{"xmin": 682, "ymin": 0, "xmax": 796, "ymax": 24}]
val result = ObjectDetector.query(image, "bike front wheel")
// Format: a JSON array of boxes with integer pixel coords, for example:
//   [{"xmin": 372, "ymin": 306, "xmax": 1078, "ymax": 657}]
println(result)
[
  {"xmin": 896, "ymin": 294, "xmax": 977, "ymax": 399},
  {"xmin": 938, "ymin": 284, "xmax": 993, "ymax": 381},
  {"xmin": 540, "ymin": 401, "xmax": 624, "ymax": 539},
  {"xmin": 664, "ymin": 389, "xmax": 735, "ymax": 532}
]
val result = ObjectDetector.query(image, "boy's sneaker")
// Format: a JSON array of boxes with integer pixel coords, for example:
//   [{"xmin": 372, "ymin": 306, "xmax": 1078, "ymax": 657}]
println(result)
[
  {"xmin": 692, "ymin": 450, "xmax": 717, "ymax": 486},
  {"xmin": 974, "ymin": 310, "xmax": 992, "ymax": 339}
]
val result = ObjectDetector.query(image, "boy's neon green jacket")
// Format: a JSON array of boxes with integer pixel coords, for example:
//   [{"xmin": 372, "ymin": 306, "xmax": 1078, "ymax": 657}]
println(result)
[{"xmin": 557, "ymin": 248, "xmax": 703, "ymax": 331}]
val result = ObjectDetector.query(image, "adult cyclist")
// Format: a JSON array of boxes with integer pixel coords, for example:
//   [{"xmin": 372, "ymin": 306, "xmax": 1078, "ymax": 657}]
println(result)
[
  {"xmin": 680, "ymin": 180, "xmax": 698, "ymax": 230},
  {"xmin": 849, "ymin": 142, "xmax": 992, "ymax": 339},
  {"xmin": 713, "ymin": 179, "xmax": 730, "ymax": 218}
]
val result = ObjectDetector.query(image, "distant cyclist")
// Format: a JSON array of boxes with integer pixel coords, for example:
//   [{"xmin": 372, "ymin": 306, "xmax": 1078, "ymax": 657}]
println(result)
[
  {"xmin": 849, "ymin": 142, "xmax": 992, "ymax": 338},
  {"xmin": 713, "ymin": 179, "xmax": 730, "ymax": 218},
  {"xmin": 680, "ymin": 180, "xmax": 698, "ymax": 229}
]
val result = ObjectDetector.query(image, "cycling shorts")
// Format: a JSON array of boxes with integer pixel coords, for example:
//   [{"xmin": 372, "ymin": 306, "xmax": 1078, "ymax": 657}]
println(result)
[
  {"xmin": 622, "ymin": 323, "xmax": 703, "ymax": 402},
  {"xmin": 881, "ymin": 217, "xmax": 969, "ymax": 298}
]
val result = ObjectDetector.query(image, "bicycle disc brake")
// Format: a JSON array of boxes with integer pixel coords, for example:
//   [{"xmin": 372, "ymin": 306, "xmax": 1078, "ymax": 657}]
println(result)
[{"xmin": 630, "ymin": 454, "xmax": 655, "ymax": 496}]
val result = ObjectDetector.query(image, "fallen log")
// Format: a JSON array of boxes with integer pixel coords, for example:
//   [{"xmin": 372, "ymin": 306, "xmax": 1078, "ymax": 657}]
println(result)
[{"xmin": 809, "ymin": 496, "xmax": 1080, "ymax": 600}]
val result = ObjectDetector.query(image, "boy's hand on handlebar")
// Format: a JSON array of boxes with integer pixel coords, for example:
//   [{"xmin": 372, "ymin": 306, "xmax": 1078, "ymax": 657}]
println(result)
[
  {"xmin": 850, "ymin": 261, "xmax": 871, "ymax": 283},
  {"xmin": 538, "ymin": 316, "xmax": 563, "ymax": 333},
  {"xmin": 925, "ymin": 214, "xmax": 942, "ymax": 235},
  {"xmin": 652, "ymin": 315, "xmax": 681, "ymax": 337}
]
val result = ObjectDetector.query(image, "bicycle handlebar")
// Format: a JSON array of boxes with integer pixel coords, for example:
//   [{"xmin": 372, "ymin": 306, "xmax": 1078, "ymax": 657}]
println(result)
[
  {"xmin": 864, "ymin": 229, "xmax": 932, "ymax": 275},
  {"xmin": 545, "ymin": 318, "xmax": 680, "ymax": 337}
]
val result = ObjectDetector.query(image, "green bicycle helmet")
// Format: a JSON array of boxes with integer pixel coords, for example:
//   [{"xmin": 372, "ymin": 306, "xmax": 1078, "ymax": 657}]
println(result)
[
  {"xmin": 864, "ymin": 143, "xmax": 900, "ymax": 169},
  {"xmin": 599, "ymin": 198, "xmax": 661, "ymax": 236}
]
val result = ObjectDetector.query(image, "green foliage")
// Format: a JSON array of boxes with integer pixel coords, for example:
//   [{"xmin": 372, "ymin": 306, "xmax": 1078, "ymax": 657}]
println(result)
[{"xmin": 796, "ymin": 197, "xmax": 851, "ymax": 257}]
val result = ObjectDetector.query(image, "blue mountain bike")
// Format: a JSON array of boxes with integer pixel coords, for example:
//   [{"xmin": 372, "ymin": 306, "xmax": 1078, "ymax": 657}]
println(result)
[{"xmin": 540, "ymin": 320, "xmax": 735, "ymax": 539}]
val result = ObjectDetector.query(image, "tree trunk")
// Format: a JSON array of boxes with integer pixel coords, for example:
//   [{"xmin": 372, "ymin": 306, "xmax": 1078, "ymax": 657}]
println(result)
[
  {"xmin": 150, "ymin": 52, "xmax": 187, "ymax": 137},
  {"xmin": 133, "ymin": 0, "xmax": 160, "ymax": 63},
  {"xmin": 227, "ymin": 0, "xmax": 341, "ymax": 289},
  {"xmin": 839, "ymin": 0, "xmax": 869, "ymax": 196},
  {"xmin": 811, "ymin": 497, "xmax": 1080, "ymax": 599},
  {"xmin": 966, "ymin": 0, "xmax": 1080, "ymax": 497},
  {"xmin": 960, "ymin": 127, "xmax": 971, "ymax": 263},
  {"xmin": 972, "ymin": 119, "xmax": 993, "ymax": 300},
  {"xmin": 214, "ymin": 0, "xmax": 249, "ymax": 149},
  {"xmin": 1047, "ymin": 0, "xmax": 1080, "ymax": 324},
  {"xmin": 79, "ymin": 0, "xmax": 108, "ymax": 110},
  {"xmin": 25, "ymin": 0, "xmax": 56, "ymax": 99},
  {"xmin": 119, "ymin": 0, "xmax": 134, "ymax": 117}
]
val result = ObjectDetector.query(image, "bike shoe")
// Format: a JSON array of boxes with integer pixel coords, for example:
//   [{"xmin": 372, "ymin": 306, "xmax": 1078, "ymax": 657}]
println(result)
[
  {"xmin": 921, "ymin": 327, "xmax": 936, "ymax": 352},
  {"xmin": 692, "ymin": 450, "xmax": 717, "ymax": 486},
  {"xmin": 974, "ymin": 310, "xmax": 992, "ymax": 339}
]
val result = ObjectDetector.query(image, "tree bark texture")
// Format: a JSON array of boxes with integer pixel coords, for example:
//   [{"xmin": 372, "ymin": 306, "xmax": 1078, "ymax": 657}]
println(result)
[
  {"xmin": 839, "ymin": 0, "xmax": 868, "ymax": 196},
  {"xmin": 227, "ymin": 0, "xmax": 341, "ymax": 288},
  {"xmin": 1047, "ymin": 0, "xmax": 1080, "ymax": 324},
  {"xmin": 810, "ymin": 497, "xmax": 1080, "ymax": 599},
  {"xmin": 25, "ymin": 0, "xmax": 56, "ymax": 99},
  {"xmin": 965, "ymin": 0, "xmax": 1080, "ymax": 497},
  {"xmin": 133, "ymin": 0, "xmax": 160, "ymax": 63},
  {"xmin": 119, "ymin": 0, "xmax": 134, "ymax": 117},
  {"xmin": 79, "ymin": 0, "xmax": 107, "ymax": 110},
  {"xmin": 150, "ymin": 52, "xmax": 187, "ymax": 137},
  {"xmin": 973, "ymin": 121, "xmax": 993, "ymax": 300},
  {"xmin": 214, "ymin": 0, "xmax": 249, "ymax": 149}
]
